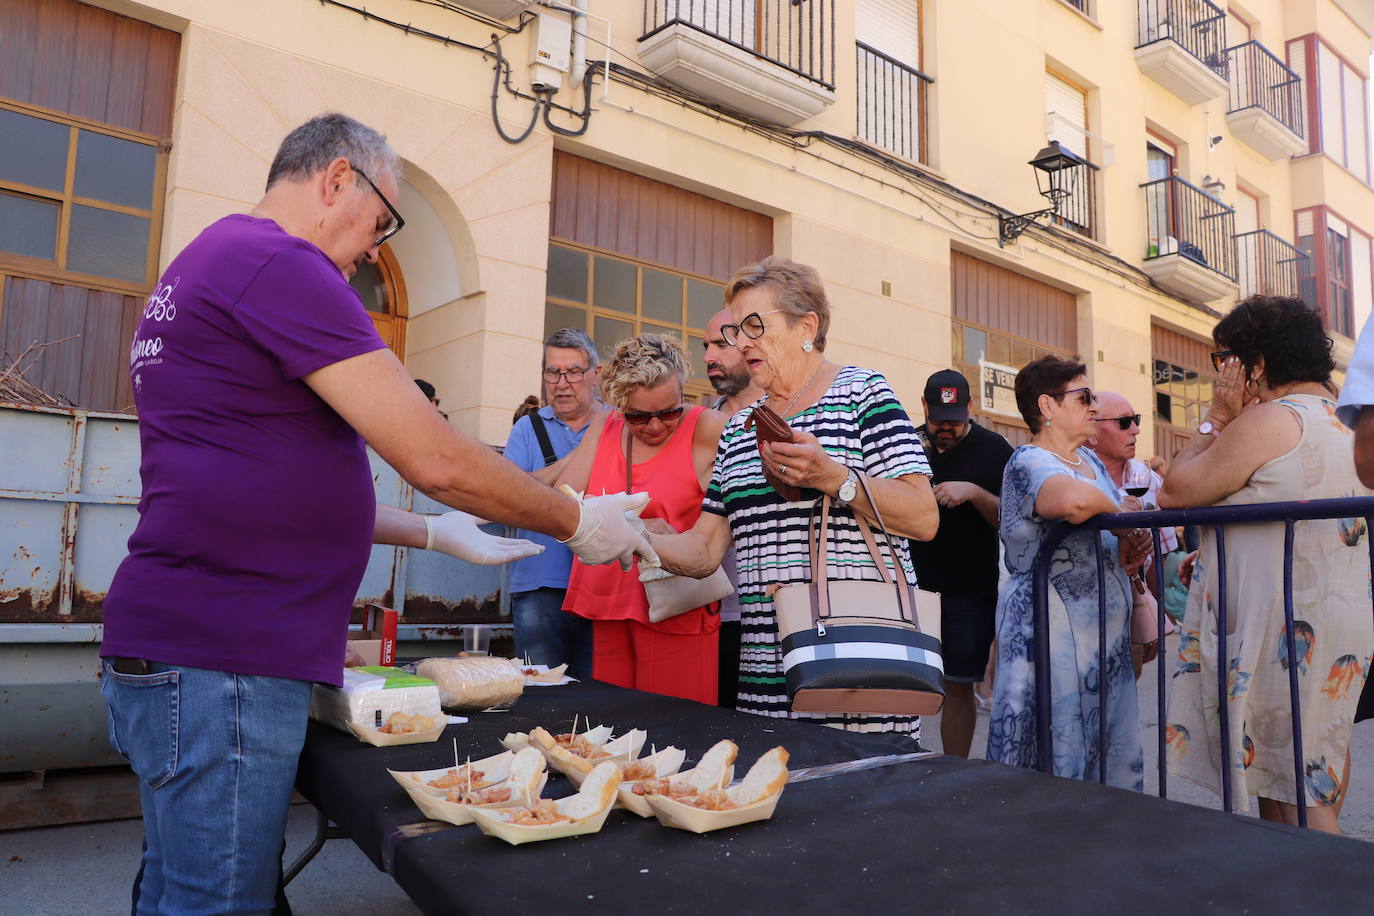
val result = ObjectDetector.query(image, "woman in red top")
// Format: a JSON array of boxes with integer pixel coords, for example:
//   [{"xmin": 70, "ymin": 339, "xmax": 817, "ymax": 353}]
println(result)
[{"xmin": 548, "ymin": 333, "xmax": 727, "ymax": 703}]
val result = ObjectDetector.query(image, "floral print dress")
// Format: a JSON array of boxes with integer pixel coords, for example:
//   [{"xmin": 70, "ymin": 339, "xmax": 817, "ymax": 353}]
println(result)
[
  {"xmin": 1167, "ymin": 395, "xmax": 1374, "ymax": 808},
  {"xmin": 987, "ymin": 445, "xmax": 1143, "ymax": 791}
]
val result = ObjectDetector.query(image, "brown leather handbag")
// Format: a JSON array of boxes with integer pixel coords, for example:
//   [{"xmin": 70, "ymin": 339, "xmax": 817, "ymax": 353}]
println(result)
[{"xmin": 744, "ymin": 403, "xmax": 801, "ymax": 502}]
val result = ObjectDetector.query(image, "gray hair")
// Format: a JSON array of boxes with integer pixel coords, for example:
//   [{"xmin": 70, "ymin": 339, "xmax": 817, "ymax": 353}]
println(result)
[
  {"xmin": 542, "ymin": 327, "xmax": 599, "ymax": 368},
  {"xmin": 265, "ymin": 113, "xmax": 400, "ymax": 191}
]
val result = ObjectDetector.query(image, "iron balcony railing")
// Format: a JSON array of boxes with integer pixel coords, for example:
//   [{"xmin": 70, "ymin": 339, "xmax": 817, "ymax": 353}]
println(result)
[
  {"xmin": 855, "ymin": 42, "xmax": 932, "ymax": 164},
  {"xmin": 642, "ymin": 0, "xmax": 836, "ymax": 89},
  {"xmin": 1235, "ymin": 229, "xmax": 1308, "ymax": 299},
  {"xmin": 1142, "ymin": 175, "xmax": 1237, "ymax": 280},
  {"xmin": 1136, "ymin": 0, "xmax": 1228, "ymax": 80},
  {"xmin": 1226, "ymin": 40, "xmax": 1304, "ymax": 138},
  {"xmin": 1030, "ymin": 496, "xmax": 1374, "ymax": 828}
]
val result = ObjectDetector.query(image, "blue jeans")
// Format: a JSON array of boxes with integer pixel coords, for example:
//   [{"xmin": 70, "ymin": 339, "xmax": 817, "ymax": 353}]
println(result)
[
  {"xmin": 101, "ymin": 660, "xmax": 312, "ymax": 916},
  {"xmin": 511, "ymin": 588, "xmax": 593, "ymax": 679}
]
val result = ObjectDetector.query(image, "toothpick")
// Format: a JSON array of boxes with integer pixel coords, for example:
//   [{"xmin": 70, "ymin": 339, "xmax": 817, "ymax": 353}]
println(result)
[
  {"xmin": 453, "ymin": 737, "xmax": 459, "ymax": 771},
  {"xmin": 466, "ymin": 755, "xmax": 472, "ymax": 796},
  {"xmin": 570, "ymin": 713, "xmax": 579, "ymax": 739}
]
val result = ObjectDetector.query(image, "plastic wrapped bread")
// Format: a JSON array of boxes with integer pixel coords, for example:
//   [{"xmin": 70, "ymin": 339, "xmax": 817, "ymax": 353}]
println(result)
[
  {"xmin": 309, "ymin": 666, "xmax": 442, "ymax": 734},
  {"xmin": 416, "ymin": 656, "xmax": 525, "ymax": 711}
]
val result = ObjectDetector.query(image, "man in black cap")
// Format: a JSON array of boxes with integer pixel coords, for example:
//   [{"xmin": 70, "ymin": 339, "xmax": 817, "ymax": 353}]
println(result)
[{"xmin": 910, "ymin": 369, "xmax": 1013, "ymax": 757}]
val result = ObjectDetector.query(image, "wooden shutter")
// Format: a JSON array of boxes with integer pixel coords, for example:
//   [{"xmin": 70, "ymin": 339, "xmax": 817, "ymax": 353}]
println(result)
[
  {"xmin": 1045, "ymin": 71, "xmax": 1088, "ymax": 160},
  {"xmin": 1287, "ymin": 37, "xmax": 1315, "ymax": 154},
  {"xmin": 951, "ymin": 252, "xmax": 1076, "ymax": 350},
  {"xmin": 855, "ymin": 0, "xmax": 920, "ymax": 66},
  {"xmin": 1352, "ymin": 230, "xmax": 1373, "ymax": 336}
]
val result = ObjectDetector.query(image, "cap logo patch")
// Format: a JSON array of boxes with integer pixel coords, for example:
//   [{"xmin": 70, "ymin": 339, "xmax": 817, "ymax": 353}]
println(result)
[{"xmin": 940, "ymin": 387, "xmax": 957, "ymax": 404}]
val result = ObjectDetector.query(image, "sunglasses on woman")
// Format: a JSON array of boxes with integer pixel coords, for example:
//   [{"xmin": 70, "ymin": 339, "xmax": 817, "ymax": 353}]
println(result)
[
  {"xmin": 1094, "ymin": 413, "xmax": 1141, "ymax": 430},
  {"xmin": 623, "ymin": 405, "xmax": 686, "ymax": 426},
  {"xmin": 1209, "ymin": 349, "xmax": 1236, "ymax": 372},
  {"xmin": 1054, "ymin": 386, "xmax": 1094, "ymax": 407}
]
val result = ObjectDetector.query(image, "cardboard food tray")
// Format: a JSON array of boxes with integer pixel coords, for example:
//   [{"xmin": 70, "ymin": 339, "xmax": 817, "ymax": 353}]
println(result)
[
  {"xmin": 617, "ymin": 763, "xmax": 733, "ymax": 818},
  {"xmin": 403, "ymin": 773, "xmax": 550, "ymax": 827},
  {"xmin": 522, "ymin": 663, "xmax": 573, "ymax": 687},
  {"xmin": 468, "ymin": 799, "xmax": 615, "ymax": 846},
  {"xmin": 348, "ymin": 718, "xmax": 446, "ymax": 747},
  {"xmin": 387, "ymin": 750, "xmax": 515, "ymax": 797},
  {"xmin": 644, "ymin": 789, "xmax": 783, "ymax": 833}
]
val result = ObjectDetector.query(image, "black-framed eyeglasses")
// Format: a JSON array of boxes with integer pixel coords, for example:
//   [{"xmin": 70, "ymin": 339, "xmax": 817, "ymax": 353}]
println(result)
[
  {"xmin": 623, "ymin": 404, "xmax": 686, "ymax": 426},
  {"xmin": 1209, "ymin": 349, "xmax": 1236, "ymax": 372},
  {"xmin": 351, "ymin": 164, "xmax": 405, "ymax": 247},
  {"xmin": 542, "ymin": 366, "xmax": 589, "ymax": 383},
  {"xmin": 720, "ymin": 309, "xmax": 785, "ymax": 347},
  {"xmin": 1094, "ymin": 413, "xmax": 1141, "ymax": 430},
  {"xmin": 1053, "ymin": 386, "xmax": 1094, "ymax": 407}
]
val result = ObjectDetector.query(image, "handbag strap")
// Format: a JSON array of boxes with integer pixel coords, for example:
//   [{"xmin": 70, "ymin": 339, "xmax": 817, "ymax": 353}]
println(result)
[
  {"xmin": 625, "ymin": 425, "xmax": 634, "ymax": 494},
  {"xmin": 528, "ymin": 411, "xmax": 559, "ymax": 467},
  {"xmin": 807, "ymin": 473, "xmax": 917, "ymax": 627}
]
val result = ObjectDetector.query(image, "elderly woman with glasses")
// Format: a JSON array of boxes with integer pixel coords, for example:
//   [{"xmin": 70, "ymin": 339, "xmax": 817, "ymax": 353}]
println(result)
[
  {"xmin": 547, "ymin": 333, "xmax": 727, "ymax": 704},
  {"xmin": 987, "ymin": 355, "xmax": 1149, "ymax": 790},
  {"xmin": 642, "ymin": 257, "xmax": 939, "ymax": 738}
]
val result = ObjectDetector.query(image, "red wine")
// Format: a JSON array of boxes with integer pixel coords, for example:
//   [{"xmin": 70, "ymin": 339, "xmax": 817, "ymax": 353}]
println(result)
[{"xmin": 1124, "ymin": 486, "xmax": 1149, "ymax": 497}]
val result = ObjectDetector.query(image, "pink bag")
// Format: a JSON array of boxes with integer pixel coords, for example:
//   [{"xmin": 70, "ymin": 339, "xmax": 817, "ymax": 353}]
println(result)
[{"xmin": 1130, "ymin": 579, "xmax": 1175, "ymax": 645}]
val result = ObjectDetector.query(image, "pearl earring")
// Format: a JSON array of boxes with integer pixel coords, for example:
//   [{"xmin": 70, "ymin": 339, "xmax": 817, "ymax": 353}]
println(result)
[
  {"xmin": 1044, "ymin": 419, "xmax": 1052, "ymax": 427},
  {"xmin": 802, "ymin": 340, "xmax": 814, "ymax": 353}
]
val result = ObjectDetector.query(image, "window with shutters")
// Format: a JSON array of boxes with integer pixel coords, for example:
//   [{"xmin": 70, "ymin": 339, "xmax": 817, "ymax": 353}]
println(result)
[
  {"xmin": 1295, "ymin": 206, "xmax": 1373, "ymax": 339},
  {"xmin": 1044, "ymin": 70, "xmax": 1097, "ymax": 240},
  {"xmin": 854, "ymin": 0, "xmax": 930, "ymax": 165},
  {"xmin": 1151, "ymin": 325, "xmax": 1215, "ymax": 461},
  {"xmin": 0, "ymin": 0, "xmax": 178, "ymax": 413},
  {"xmin": 1287, "ymin": 34, "xmax": 1371, "ymax": 183}
]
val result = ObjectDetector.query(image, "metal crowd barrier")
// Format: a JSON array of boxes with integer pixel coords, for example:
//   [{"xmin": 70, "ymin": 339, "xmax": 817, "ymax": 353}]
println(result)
[{"xmin": 1030, "ymin": 496, "xmax": 1374, "ymax": 828}]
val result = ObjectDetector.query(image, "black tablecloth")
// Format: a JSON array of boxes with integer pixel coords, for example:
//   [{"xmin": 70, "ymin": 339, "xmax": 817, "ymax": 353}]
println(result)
[{"xmin": 296, "ymin": 681, "xmax": 1370, "ymax": 915}]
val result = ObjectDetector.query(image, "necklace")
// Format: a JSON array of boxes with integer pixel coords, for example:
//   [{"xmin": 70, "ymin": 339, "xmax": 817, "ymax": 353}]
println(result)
[
  {"xmin": 773, "ymin": 360, "xmax": 826, "ymax": 418},
  {"xmin": 1038, "ymin": 443, "xmax": 1083, "ymax": 466}
]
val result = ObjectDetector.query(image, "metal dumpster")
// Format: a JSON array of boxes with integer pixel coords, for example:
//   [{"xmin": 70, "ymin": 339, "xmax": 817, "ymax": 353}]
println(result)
[{"xmin": 0, "ymin": 401, "xmax": 511, "ymax": 776}]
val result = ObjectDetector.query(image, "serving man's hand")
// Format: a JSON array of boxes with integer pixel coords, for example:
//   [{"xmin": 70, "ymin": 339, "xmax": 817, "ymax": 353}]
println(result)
[
  {"xmin": 560, "ymin": 490, "xmax": 659, "ymax": 570},
  {"xmin": 424, "ymin": 511, "xmax": 545, "ymax": 565}
]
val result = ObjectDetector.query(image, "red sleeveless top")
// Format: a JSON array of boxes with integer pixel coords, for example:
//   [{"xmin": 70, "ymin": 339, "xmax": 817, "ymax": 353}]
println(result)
[{"xmin": 562, "ymin": 406, "xmax": 720, "ymax": 635}]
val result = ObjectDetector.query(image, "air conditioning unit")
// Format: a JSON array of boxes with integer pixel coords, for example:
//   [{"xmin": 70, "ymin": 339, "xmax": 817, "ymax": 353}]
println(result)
[{"xmin": 457, "ymin": 0, "xmax": 534, "ymax": 20}]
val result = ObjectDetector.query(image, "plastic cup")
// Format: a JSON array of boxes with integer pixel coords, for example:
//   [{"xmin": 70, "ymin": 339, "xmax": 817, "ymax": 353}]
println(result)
[{"xmin": 463, "ymin": 625, "xmax": 491, "ymax": 656}]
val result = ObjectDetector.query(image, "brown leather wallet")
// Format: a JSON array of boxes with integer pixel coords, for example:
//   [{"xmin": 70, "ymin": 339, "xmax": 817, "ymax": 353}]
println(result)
[{"xmin": 745, "ymin": 404, "xmax": 801, "ymax": 502}]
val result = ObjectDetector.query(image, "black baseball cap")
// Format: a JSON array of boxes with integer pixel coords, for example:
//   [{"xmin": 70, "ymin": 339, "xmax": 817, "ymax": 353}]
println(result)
[{"xmin": 924, "ymin": 369, "xmax": 971, "ymax": 422}]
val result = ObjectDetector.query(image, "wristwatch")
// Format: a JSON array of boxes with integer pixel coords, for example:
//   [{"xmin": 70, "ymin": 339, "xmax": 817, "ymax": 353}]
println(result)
[
  {"xmin": 1198, "ymin": 419, "xmax": 1221, "ymax": 436},
  {"xmin": 835, "ymin": 468, "xmax": 860, "ymax": 506}
]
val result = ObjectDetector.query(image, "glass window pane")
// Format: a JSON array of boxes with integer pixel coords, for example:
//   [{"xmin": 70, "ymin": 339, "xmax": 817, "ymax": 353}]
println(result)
[
  {"xmin": 988, "ymin": 333, "xmax": 1011, "ymax": 365},
  {"xmin": 73, "ymin": 130, "xmax": 157, "ymax": 210},
  {"xmin": 951, "ymin": 324, "xmax": 963, "ymax": 362},
  {"xmin": 0, "ymin": 109, "xmax": 68, "ymax": 192},
  {"xmin": 593, "ymin": 315, "xmax": 634, "ymax": 361},
  {"xmin": 349, "ymin": 261, "xmax": 390, "ymax": 314},
  {"xmin": 544, "ymin": 302, "xmax": 588, "ymax": 341},
  {"xmin": 688, "ymin": 333, "xmax": 708, "ymax": 382},
  {"xmin": 592, "ymin": 257, "xmax": 636, "ymax": 314},
  {"xmin": 642, "ymin": 268, "xmax": 682, "ymax": 323},
  {"xmin": 687, "ymin": 279, "xmax": 724, "ymax": 329},
  {"xmin": 66, "ymin": 205, "xmax": 150, "ymax": 283},
  {"xmin": 1011, "ymin": 339, "xmax": 1033, "ymax": 366},
  {"xmin": 1155, "ymin": 391, "xmax": 1171, "ymax": 421},
  {"xmin": 964, "ymin": 326, "xmax": 988, "ymax": 363},
  {"xmin": 546, "ymin": 245, "xmax": 588, "ymax": 303},
  {"xmin": 0, "ymin": 192, "xmax": 59, "ymax": 261}
]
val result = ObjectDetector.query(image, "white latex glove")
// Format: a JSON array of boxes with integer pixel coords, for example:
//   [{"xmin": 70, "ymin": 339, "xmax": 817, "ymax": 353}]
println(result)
[
  {"xmin": 424, "ymin": 511, "xmax": 545, "ymax": 565},
  {"xmin": 558, "ymin": 488, "xmax": 659, "ymax": 571}
]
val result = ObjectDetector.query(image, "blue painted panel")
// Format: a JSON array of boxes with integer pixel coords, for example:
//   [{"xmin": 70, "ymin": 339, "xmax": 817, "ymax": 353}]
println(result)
[
  {"xmin": 0, "ymin": 408, "xmax": 72, "ymax": 493},
  {"xmin": 79, "ymin": 416, "xmax": 141, "ymax": 496}
]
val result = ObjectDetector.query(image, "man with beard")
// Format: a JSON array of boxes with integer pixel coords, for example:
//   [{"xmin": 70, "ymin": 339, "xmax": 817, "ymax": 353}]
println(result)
[
  {"xmin": 909, "ymin": 369, "xmax": 1012, "ymax": 756},
  {"xmin": 702, "ymin": 309, "xmax": 763, "ymax": 706}
]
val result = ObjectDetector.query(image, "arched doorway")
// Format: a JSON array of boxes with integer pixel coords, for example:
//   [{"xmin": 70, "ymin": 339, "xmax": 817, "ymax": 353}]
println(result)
[{"xmin": 350, "ymin": 244, "xmax": 408, "ymax": 357}]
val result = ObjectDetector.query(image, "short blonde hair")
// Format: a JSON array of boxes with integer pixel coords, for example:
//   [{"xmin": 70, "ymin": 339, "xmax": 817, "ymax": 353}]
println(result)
[
  {"xmin": 599, "ymin": 333, "xmax": 691, "ymax": 409},
  {"xmin": 724, "ymin": 256, "xmax": 830, "ymax": 351}
]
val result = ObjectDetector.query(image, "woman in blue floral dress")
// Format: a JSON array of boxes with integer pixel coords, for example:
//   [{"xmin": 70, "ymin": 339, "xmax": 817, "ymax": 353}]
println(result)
[{"xmin": 987, "ymin": 356, "xmax": 1147, "ymax": 791}]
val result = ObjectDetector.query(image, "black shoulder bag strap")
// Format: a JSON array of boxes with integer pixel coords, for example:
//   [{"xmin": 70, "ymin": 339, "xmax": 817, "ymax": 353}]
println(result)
[{"xmin": 528, "ymin": 411, "xmax": 558, "ymax": 467}]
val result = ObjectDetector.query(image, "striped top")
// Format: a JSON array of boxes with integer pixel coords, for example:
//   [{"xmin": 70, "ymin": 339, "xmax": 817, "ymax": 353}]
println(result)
[{"xmin": 703, "ymin": 365, "xmax": 931, "ymax": 735}]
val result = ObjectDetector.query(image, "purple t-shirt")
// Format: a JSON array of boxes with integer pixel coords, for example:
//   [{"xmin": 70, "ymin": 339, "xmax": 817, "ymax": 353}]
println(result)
[{"xmin": 102, "ymin": 214, "xmax": 386, "ymax": 686}]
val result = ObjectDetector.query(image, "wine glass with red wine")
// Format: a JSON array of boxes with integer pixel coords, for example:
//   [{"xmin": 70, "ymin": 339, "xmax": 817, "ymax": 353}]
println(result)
[{"xmin": 1122, "ymin": 460, "xmax": 1152, "ymax": 500}]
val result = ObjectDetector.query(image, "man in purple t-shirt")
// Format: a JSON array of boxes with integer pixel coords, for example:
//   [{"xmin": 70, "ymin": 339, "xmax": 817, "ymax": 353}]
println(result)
[{"xmin": 100, "ymin": 114, "xmax": 655, "ymax": 914}]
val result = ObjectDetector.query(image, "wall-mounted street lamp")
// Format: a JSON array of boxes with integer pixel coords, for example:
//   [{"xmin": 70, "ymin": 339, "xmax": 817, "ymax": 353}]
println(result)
[{"xmin": 998, "ymin": 141, "xmax": 1090, "ymax": 246}]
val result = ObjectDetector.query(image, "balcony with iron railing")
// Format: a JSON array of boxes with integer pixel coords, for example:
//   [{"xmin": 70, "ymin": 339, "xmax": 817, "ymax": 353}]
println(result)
[
  {"xmin": 1235, "ymin": 229, "xmax": 1307, "ymax": 300},
  {"xmin": 855, "ymin": 42, "xmax": 932, "ymax": 165},
  {"xmin": 1225, "ymin": 40, "xmax": 1305, "ymax": 160},
  {"xmin": 1141, "ymin": 175, "xmax": 1237, "ymax": 303},
  {"xmin": 638, "ymin": 0, "xmax": 837, "ymax": 126},
  {"xmin": 1134, "ymin": 0, "xmax": 1229, "ymax": 105}
]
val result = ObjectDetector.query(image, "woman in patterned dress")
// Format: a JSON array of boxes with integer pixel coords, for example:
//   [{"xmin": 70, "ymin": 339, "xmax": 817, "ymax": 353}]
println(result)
[
  {"xmin": 1160, "ymin": 296, "xmax": 1373, "ymax": 834},
  {"xmin": 645, "ymin": 257, "xmax": 939, "ymax": 737},
  {"xmin": 987, "ymin": 356, "xmax": 1150, "ymax": 790}
]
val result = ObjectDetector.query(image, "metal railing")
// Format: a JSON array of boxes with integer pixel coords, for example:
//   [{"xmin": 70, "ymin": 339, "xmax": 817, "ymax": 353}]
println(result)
[
  {"xmin": 641, "ymin": 0, "xmax": 836, "ymax": 89},
  {"xmin": 1135, "ymin": 0, "xmax": 1228, "ymax": 79},
  {"xmin": 1030, "ymin": 497, "xmax": 1374, "ymax": 828},
  {"xmin": 1052, "ymin": 159, "xmax": 1098, "ymax": 241},
  {"xmin": 1142, "ymin": 175, "xmax": 1237, "ymax": 280},
  {"xmin": 1226, "ymin": 40, "xmax": 1303, "ymax": 137},
  {"xmin": 855, "ymin": 42, "xmax": 932, "ymax": 164},
  {"xmin": 1235, "ymin": 229, "xmax": 1308, "ymax": 299}
]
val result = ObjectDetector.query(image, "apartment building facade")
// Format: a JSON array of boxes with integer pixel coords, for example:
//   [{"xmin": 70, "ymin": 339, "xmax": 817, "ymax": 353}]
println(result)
[{"xmin": 1, "ymin": 0, "xmax": 1372, "ymax": 454}]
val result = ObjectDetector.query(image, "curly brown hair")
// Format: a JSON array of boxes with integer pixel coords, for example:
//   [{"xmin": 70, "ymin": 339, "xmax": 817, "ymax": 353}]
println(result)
[
  {"xmin": 1212, "ymin": 295, "xmax": 1334, "ymax": 388},
  {"xmin": 598, "ymin": 333, "xmax": 690, "ymax": 409}
]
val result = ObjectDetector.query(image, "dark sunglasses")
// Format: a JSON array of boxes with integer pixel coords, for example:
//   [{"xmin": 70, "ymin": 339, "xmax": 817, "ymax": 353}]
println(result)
[
  {"xmin": 1054, "ymin": 386, "xmax": 1094, "ymax": 407},
  {"xmin": 351, "ymin": 164, "xmax": 405, "ymax": 247},
  {"xmin": 1209, "ymin": 349, "xmax": 1236, "ymax": 372},
  {"xmin": 623, "ymin": 405, "xmax": 686, "ymax": 426},
  {"xmin": 1094, "ymin": 413, "xmax": 1141, "ymax": 430}
]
